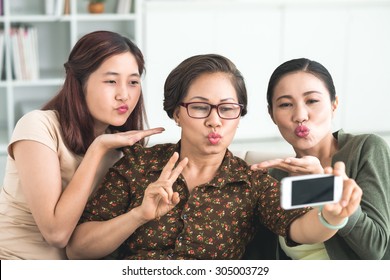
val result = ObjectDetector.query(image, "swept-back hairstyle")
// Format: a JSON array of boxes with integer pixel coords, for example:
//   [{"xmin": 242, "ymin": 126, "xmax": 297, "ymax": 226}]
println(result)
[
  {"xmin": 163, "ymin": 54, "xmax": 248, "ymax": 119},
  {"xmin": 266, "ymin": 58, "xmax": 336, "ymax": 112},
  {"xmin": 43, "ymin": 31, "xmax": 147, "ymax": 154}
]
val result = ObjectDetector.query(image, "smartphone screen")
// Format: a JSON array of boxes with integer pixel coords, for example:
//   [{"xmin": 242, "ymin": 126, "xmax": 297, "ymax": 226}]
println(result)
[{"xmin": 291, "ymin": 175, "xmax": 334, "ymax": 206}]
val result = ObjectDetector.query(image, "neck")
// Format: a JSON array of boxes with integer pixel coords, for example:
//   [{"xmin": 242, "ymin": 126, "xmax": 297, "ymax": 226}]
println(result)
[{"xmin": 179, "ymin": 143, "xmax": 226, "ymax": 192}]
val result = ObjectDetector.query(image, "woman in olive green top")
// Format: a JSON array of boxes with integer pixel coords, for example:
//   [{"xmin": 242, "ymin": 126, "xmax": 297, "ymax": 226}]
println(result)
[{"xmin": 251, "ymin": 58, "xmax": 390, "ymax": 259}]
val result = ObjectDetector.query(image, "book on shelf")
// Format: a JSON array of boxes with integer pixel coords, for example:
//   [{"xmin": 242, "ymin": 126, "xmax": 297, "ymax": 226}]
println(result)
[
  {"xmin": 55, "ymin": 0, "xmax": 64, "ymax": 16},
  {"xmin": 64, "ymin": 0, "xmax": 70, "ymax": 15},
  {"xmin": 117, "ymin": 0, "xmax": 133, "ymax": 14},
  {"xmin": 45, "ymin": 0, "xmax": 66, "ymax": 16},
  {"xmin": 45, "ymin": 0, "xmax": 55, "ymax": 15},
  {"xmin": 10, "ymin": 25, "xmax": 40, "ymax": 81}
]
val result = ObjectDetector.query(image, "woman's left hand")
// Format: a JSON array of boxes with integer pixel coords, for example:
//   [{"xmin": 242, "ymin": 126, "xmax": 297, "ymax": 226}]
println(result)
[
  {"xmin": 251, "ymin": 155, "xmax": 324, "ymax": 176},
  {"xmin": 322, "ymin": 161, "xmax": 363, "ymax": 223}
]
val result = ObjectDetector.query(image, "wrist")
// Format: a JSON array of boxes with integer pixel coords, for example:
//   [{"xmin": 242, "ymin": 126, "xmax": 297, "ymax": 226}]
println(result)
[
  {"xmin": 87, "ymin": 137, "xmax": 108, "ymax": 157},
  {"xmin": 130, "ymin": 206, "xmax": 151, "ymax": 227},
  {"xmin": 318, "ymin": 206, "xmax": 348, "ymax": 230}
]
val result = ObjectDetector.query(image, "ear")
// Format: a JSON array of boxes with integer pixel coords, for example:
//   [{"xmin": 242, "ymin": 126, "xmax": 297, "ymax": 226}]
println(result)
[
  {"xmin": 173, "ymin": 107, "xmax": 181, "ymax": 126},
  {"xmin": 268, "ymin": 105, "xmax": 276, "ymax": 124},
  {"xmin": 332, "ymin": 96, "xmax": 339, "ymax": 116}
]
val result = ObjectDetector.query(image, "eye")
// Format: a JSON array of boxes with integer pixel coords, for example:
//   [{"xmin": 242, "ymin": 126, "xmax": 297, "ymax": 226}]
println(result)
[
  {"xmin": 278, "ymin": 102, "xmax": 292, "ymax": 108},
  {"xmin": 307, "ymin": 99, "xmax": 320, "ymax": 105},
  {"xmin": 105, "ymin": 80, "xmax": 116, "ymax": 84},
  {"xmin": 129, "ymin": 80, "xmax": 140, "ymax": 86},
  {"xmin": 219, "ymin": 104, "xmax": 235, "ymax": 112},
  {"xmin": 190, "ymin": 104, "xmax": 209, "ymax": 111}
]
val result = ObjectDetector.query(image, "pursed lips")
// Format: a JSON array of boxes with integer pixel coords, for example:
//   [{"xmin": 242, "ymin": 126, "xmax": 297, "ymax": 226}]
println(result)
[
  {"xmin": 294, "ymin": 125, "xmax": 310, "ymax": 138},
  {"xmin": 208, "ymin": 132, "xmax": 222, "ymax": 144},
  {"xmin": 116, "ymin": 105, "xmax": 129, "ymax": 114}
]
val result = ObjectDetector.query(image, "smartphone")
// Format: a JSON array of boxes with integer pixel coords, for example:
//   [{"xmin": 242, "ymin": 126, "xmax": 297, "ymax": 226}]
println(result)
[{"xmin": 280, "ymin": 174, "xmax": 343, "ymax": 210}]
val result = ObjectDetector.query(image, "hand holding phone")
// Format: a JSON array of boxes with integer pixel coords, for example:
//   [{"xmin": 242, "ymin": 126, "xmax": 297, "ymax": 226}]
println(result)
[{"xmin": 280, "ymin": 174, "xmax": 343, "ymax": 210}]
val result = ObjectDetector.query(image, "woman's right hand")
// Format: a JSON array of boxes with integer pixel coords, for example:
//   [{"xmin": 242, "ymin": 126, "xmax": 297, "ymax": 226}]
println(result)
[
  {"xmin": 251, "ymin": 155, "xmax": 324, "ymax": 176},
  {"xmin": 94, "ymin": 127, "xmax": 165, "ymax": 151},
  {"xmin": 137, "ymin": 152, "xmax": 188, "ymax": 222}
]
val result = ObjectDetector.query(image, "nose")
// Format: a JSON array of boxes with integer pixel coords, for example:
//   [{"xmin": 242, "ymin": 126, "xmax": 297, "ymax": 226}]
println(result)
[
  {"xmin": 293, "ymin": 104, "xmax": 308, "ymax": 124},
  {"xmin": 205, "ymin": 107, "xmax": 222, "ymax": 128},
  {"xmin": 116, "ymin": 84, "xmax": 129, "ymax": 101}
]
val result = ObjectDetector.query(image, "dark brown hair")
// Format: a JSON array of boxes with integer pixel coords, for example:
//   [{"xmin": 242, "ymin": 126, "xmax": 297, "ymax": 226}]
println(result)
[
  {"xmin": 163, "ymin": 54, "xmax": 248, "ymax": 119},
  {"xmin": 267, "ymin": 58, "xmax": 336, "ymax": 113},
  {"xmin": 43, "ymin": 31, "xmax": 147, "ymax": 154}
]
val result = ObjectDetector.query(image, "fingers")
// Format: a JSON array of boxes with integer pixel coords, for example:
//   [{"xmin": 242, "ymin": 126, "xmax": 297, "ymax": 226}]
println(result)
[
  {"xmin": 251, "ymin": 159, "xmax": 284, "ymax": 171},
  {"xmin": 154, "ymin": 191, "xmax": 181, "ymax": 220},
  {"xmin": 324, "ymin": 161, "xmax": 357, "ymax": 207},
  {"xmin": 147, "ymin": 184, "xmax": 170, "ymax": 204},
  {"xmin": 159, "ymin": 152, "xmax": 179, "ymax": 180},
  {"xmin": 169, "ymin": 156, "xmax": 189, "ymax": 181},
  {"xmin": 348, "ymin": 182, "xmax": 363, "ymax": 210},
  {"xmin": 122, "ymin": 127, "xmax": 165, "ymax": 145},
  {"xmin": 152, "ymin": 153, "xmax": 188, "ymax": 204},
  {"xmin": 324, "ymin": 177, "xmax": 362, "ymax": 220},
  {"xmin": 324, "ymin": 166, "xmax": 333, "ymax": 174},
  {"xmin": 332, "ymin": 161, "xmax": 349, "ymax": 180},
  {"xmin": 140, "ymin": 127, "xmax": 165, "ymax": 137},
  {"xmin": 141, "ymin": 152, "xmax": 188, "ymax": 221},
  {"xmin": 324, "ymin": 161, "xmax": 362, "ymax": 219},
  {"xmin": 251, "ymin": 156, "xmax": 324, "ymax": 175},
  {"xmin": 159, "ymin": 152, "xmax": 188, "ymax": 181},
  {"xmin": 340, "ymin": 178, "xmax": 362, "ymax": 209},
  {"xmin": 171, "ymin": 192, "xmax": 180, "ymax": 205},
  {"xmin": 325, "ymin": 162, "xmax": 349, "ymax": 208},
  {"xmin": 339, "ymin": 178, "xmax": 354, "ymax": 208}
]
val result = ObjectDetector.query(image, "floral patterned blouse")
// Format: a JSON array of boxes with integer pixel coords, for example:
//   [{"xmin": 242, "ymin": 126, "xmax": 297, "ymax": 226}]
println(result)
[{"xmin": 80, "ymin": 142, "xmax": 309, "ymax": 259}]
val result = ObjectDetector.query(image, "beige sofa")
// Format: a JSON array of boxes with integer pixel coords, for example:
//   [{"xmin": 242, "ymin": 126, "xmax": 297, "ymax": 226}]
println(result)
[{"xmin": 233, "ymin": 150, "xmax": 294, "ymax": 165}]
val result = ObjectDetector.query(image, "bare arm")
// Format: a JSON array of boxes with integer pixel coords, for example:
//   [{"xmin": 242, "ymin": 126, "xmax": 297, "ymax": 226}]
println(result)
[
  {"xmin": 66, "ymin": 152, "xmax": 188, "ymax": 259},
  {"xmin": 13, "ymin": 128, "xmax": 164, "ymax": 248}
]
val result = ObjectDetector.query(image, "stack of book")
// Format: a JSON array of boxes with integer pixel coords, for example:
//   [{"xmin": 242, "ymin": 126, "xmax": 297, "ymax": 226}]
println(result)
[{"xmin": 10, "ymin": 25, "xmax": 40, "ymax": 81}]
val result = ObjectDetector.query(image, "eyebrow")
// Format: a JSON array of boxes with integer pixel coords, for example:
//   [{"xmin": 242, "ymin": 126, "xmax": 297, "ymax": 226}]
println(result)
[
  {"xmin": 275, "ymin": 90, "xmax": 323, "ymax": 101},
  {"xmin": 103, "ymin": 71, "xmax": 140, "ymax": 78},
  {"xmin": 188, "ymin": 96, "xmax": 236, "ymax": 102}
]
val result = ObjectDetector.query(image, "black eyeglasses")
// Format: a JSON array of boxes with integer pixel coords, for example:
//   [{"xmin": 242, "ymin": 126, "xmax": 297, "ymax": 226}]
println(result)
[{"xmin": 180, "ymin": 102, "xmax": 243, "ymax": 119}]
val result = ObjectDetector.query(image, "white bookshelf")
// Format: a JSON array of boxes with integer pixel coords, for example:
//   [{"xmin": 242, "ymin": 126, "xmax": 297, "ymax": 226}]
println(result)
[{"xmin": 0, "ymin": 0, "xmax": 142, "ymax": 155}]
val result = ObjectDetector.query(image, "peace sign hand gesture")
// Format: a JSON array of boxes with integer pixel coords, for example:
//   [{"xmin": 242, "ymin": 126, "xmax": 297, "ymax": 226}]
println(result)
[{"xmin": 138, "ymin": 152, "xmax": 188, "ymax": 222}]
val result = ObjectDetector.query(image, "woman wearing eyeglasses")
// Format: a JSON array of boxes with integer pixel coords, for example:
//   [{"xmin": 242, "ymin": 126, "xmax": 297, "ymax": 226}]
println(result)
[{"xmin": 66, "ymin": 54, "xmax": 362, "ymax": 260}]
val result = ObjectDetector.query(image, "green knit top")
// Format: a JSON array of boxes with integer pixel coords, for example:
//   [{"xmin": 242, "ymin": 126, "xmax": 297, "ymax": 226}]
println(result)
[{"xmin": 271, "ymin": 129, "xmax": 390, "ymax": 259}]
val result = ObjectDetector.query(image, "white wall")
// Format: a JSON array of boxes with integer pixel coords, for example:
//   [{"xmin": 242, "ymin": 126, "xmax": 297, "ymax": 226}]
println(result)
[{"xmin": 142, "ymin": 0, "xmax": 390, "ymax": 146}]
